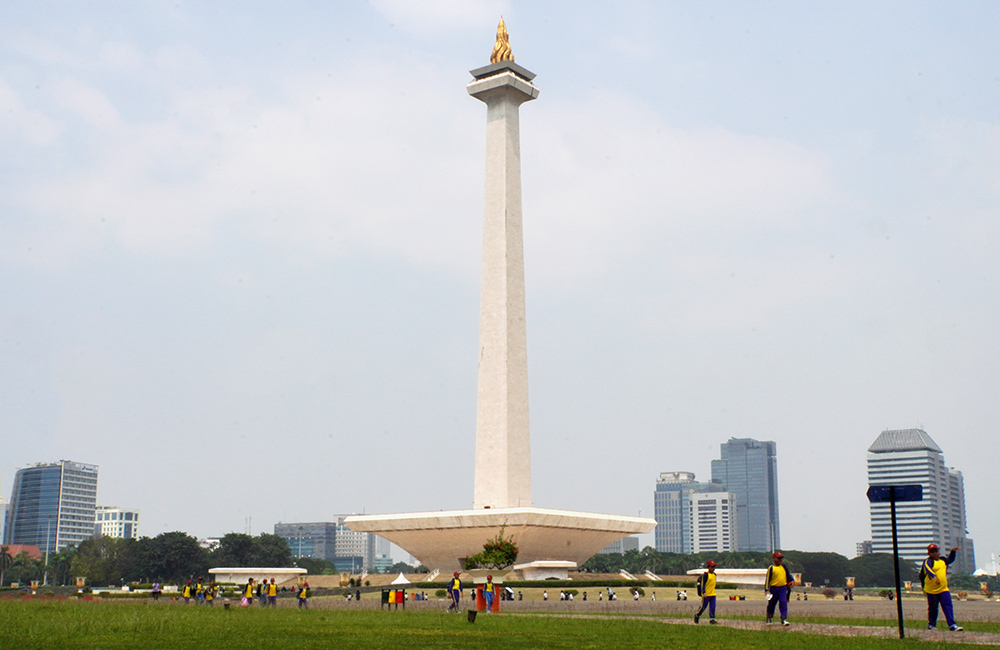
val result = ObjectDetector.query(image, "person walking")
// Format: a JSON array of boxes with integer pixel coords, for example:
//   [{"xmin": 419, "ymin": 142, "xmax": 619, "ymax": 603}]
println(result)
[
  {"xmin": 205, "ymin": 582, "xmax": 216, "ymax": 606},
  {"xmin": 921, "ymin": 544, "xmax": 963, "ymax": 631},
  {"xmin": 243, "ymin": 578, "xmax": 255, "ymax": 606},
  {"xmin": 484, "ymin": 575, "xmax": 496, "ymax": 613},
  {"xmin": 268, "ymin": 577, "xmax": 278, "ymax": 607},
  {"xmin": 694, "ymin": 560, "xmax": 718, "ymax": 624},
  {"xmin": 298, "ymin": 582, "xmax": 310, "ymax": 609},
  {"xmin": 765, "ymin": 551, "xmax": 793, "ymax": 626},
  {"xmin": 151, "ymin": 582, "xmax": 161, "ymax": 601},
  {"xmin": 447, "ymin": 571, "xmax": 462, "ymax": 612},
  {"xmin": 182, "ymin": 580, "xmax": 193, "ymax": 604}
]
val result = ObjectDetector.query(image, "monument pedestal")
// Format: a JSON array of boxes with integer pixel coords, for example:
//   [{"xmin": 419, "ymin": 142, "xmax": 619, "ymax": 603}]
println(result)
[{"xmin": 345, "ymin": 506, "xmax": 654, "ymax": 572}]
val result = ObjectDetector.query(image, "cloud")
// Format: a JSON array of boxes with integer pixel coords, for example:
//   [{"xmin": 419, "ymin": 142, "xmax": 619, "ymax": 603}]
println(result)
[{"xmin": 0, "ymin": 76, "xmax": 60, "ymax": 145}]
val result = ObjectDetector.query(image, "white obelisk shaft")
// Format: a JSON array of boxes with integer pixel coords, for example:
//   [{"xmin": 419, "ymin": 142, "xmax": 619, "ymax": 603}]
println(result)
[{"xmin": 468, "ymin": 66, "xmax": 539, "ymax": 509}]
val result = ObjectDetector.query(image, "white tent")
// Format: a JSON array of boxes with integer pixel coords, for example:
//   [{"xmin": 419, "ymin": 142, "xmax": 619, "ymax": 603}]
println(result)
[{"xmin": 390, "ymin": 573, "xmax": 411, "ymax": 585}]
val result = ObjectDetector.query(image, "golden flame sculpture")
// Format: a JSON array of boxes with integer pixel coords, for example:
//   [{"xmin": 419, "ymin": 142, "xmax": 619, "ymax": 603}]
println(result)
[{"xmin": 490, "ymin": 17, "xmax": 514, "ymax": 63}]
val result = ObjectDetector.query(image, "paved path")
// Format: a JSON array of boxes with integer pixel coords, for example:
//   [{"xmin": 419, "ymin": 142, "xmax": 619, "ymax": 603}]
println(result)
[{"xmin": 510, "ymin": 612, "xmax": 1000, "ymax": 646}]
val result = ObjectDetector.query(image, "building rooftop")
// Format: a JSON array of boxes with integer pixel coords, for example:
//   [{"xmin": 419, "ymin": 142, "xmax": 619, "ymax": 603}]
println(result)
[{"xmin": 868, "ymin": 429, "xmax": 942, "ymax": 454}]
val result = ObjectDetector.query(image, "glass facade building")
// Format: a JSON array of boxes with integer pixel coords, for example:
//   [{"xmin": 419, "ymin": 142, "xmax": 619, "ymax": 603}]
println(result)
[
  {"xmin": 4, "ymin": 461, "xmax": 99, "ymax": 552},
  {"xmin": 653, "ymin": 472, "xmax": 732, "ymax": 553},
  {"xmin": 274, "ymin": 517, "xmax": 381, "ymax": 571},
  {"xmin": 710, "ymin": 438, "xmax": 780, "ymax": 553},
  {"xmin": 867, "ymin": 429, "xmax": 976, "ymax": 574}
]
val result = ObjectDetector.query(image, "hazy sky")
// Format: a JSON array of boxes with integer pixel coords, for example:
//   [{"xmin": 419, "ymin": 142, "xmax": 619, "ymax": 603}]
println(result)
[{"xmin": 2, "ymin": 2, "xmax": 997, "ymax": 567}]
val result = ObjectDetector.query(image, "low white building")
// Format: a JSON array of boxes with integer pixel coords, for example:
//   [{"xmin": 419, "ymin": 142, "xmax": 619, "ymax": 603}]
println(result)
[{"xmin": 208, "ymin": 567, "xmax": 307, "ymax": 585}]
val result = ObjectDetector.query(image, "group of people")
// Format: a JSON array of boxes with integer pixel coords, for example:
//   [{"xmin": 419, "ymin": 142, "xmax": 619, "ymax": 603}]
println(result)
[
  {"xmin": 691, "ymin": 544, "xmax": 964, "ymax": 632},
  {"xmin": 180, "ymin": 577, "xmax": 217, "ymax": 605},
  {"xmin": 446, "ymin": 571, "xmax": 499, "ymax": 613},
  {"xmin": 242, "ymin": 577, "xmax": 310, "ymax": 608}
]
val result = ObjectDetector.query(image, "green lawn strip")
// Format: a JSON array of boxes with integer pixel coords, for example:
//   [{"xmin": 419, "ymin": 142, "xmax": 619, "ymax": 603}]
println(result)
[{"xmin": 0, "ymin": 601, "xmax": 987, "ymax": 650}]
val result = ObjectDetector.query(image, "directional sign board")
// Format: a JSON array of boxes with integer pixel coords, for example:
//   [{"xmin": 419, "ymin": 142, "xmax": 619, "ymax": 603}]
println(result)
[{"xmin": 866, "ymin": 484, "xmax": 923, "ymax": 503}]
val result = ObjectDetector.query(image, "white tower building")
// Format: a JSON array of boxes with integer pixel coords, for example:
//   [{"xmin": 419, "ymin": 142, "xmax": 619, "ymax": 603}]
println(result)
[{"xmin": 867, "ymin": 429, "xmax": 976, "ymax": 574}]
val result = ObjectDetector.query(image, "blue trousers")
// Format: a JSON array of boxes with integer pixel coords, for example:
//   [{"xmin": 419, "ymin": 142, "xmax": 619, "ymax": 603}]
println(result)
[
  {"xmin": 927, "ymin": 591, "xmax": 956, "ymax": 628},
  {"xmin": 696, "ymin": 595, "xmax": 716, "ymax": 618},
  {"xmin": 484, "ymin": 591, "xmax": 494, "ymax": 611},
  {"xmin": 766, "ymin": 586, "xmax": 788, "ymax": 621}
]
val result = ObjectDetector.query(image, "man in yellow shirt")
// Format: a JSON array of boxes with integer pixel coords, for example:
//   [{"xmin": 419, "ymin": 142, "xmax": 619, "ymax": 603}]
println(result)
[
  {"xmin": 922, "ymin": 544, "xmax": 962, "ymax": 631},
  {"xmin": 268, "ymin": 577, "xmax": 279, "ymax": 607},
  {"xmin": 447, "ymin": 571, "xmax": 462, "ymax": 613},
  {"xmin": 764, "ymin": 551, "xmax": 793, "ymax": 626},
  {"xmin": 693, "ymin": 560, "xmax": 718, "ymax": 624}
]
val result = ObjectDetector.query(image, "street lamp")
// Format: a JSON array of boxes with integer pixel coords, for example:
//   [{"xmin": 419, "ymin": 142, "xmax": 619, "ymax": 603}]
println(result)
[{"xmin": 43, "ymin": 515, "xmax": 53, "ymax": 586}]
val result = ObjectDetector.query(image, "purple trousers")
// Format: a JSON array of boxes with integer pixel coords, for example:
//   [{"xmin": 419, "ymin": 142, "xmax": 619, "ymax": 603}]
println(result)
[{"xmin": 927, "ymin": 591, "xmax": 956, "ymax": 628}]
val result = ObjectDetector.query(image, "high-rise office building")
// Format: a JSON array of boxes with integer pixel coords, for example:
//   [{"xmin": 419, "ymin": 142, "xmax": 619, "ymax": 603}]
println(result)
[
  {"xmin": 94, "ymin": 506, "xmax": 140, "ymax": 539},
  {"xmin": 274, "ymin": 522, "xmax": 338, "ymax": 561},
  {"xmin": 4, "ymin": 461, "xmax": 99, "ymax": 552},
  {"xmin": 688, "ymin": 491, "xmax": 736, "ymax": 554},
  {"xmin": 867, "ymin": 429, "xmax": 976, "ymax": 574},
  {"xmin": 274, "ymin": 517, "xmax": 381, "ymax": 572},
  {"xmin": 654, "ymin": 472, "xmax": 734, "ymax": 553},
  {"xmin": 0, "ymin": 496, "xmax": 8, "ymax": 543},
  {"xmin": 710, "ymin": 438, "xmax": 780, "ymax": 553}
]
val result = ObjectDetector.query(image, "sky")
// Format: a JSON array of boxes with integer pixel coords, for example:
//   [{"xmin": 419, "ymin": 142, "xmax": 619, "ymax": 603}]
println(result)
[{"xmin": 1, "ymin": 1, "xmax": 998, "ymax": 567}]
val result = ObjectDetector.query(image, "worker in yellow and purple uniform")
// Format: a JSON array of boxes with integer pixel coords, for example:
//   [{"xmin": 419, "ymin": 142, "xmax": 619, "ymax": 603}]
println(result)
[
  {"xmin": 693, "ymin": 560, "xmax": 717, "ymax": 624},
  {"xmin": 447, "ymin": 571, "xmax": 462, "ymax": 612},
  {"xmin": 268, "ymin": 577, "xmax": 278, "ymax": 607},
  {"xmin": 298, "ymin": 582, "xmax": 310, "ymax": 609},
  {"xmin": 205, "ymin": 581, "xmax": 216, "ymax": 606},
  {"xmin": 765, "ymin": 551, "xmax": 793, "ymax": 626},
  {"xmin": 243, "ymin": 578, "xmax": 255, "ymax": 606},
  {"xmin": 182, "ymin": 579, "xmax": 193, "ymax": 604},
  {"xmin": 483, "ymin": 575, "xmax": 496, "ymax": 613},
  {"xmin": 922, "ymin": 544, "xmax": 963, "ymax": 631}
]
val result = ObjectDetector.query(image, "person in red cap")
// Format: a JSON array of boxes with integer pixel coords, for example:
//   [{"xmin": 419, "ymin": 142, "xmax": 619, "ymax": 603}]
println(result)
[
  {"xmin": 298, "ymin": 581, "xmax": 310, "ymax": 609},
  {"xmin": 447, "ymin": 571, "xmax": 463, "ymax": 612},
  {"xmin": 694, "ymin": 560, "xmax": 718, "ymax": 624},
  {"xmin": 483, "ymin": 575, "xmax": 496, "ymax": 613},
  {"xmin": 921, "ymin": 544, "xmax": 963, "ymax": 631},
  {"xmin": 764, "ymin": 551, "xmax": 793, "ymax": 626}
]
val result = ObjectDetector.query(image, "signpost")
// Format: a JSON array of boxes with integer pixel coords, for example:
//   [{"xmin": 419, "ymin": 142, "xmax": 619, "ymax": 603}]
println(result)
[{"xmin": 867, "ymin": 484, "xmax": 923, "ymax": 639}]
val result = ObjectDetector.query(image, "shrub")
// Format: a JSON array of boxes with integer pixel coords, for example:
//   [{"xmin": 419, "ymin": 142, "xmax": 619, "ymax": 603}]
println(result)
[
  {"xmin": 435, "ymin": 589, "xmax": 447, "ymax": 598},
  {"xmin": 464, "ymin": 526, "xmax": 519, "ymax": 570},
  {"xmin": 822, "ymin": 588, "xmax": 837, "ymax": 599}
]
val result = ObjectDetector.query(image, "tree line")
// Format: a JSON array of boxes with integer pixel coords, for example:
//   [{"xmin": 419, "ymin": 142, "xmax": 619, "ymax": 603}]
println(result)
[
  {"xmin": 582, "ymin": 547, "xmax": 925, "ymax": 589},
  {"xmin": 1, "ymin": 531, "xmax": 294, "ymax": 587}
]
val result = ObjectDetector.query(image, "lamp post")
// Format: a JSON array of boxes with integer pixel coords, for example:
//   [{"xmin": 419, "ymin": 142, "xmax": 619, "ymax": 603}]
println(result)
[{"xmin": 43, "ymin": 515, "xmax": 53, "ymax": 586}]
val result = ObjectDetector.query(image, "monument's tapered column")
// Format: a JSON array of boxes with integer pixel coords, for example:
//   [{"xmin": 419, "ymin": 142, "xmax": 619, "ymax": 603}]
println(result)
[
  {"xmin": 344, "ymin": 24, "xmax": 656, "ymax": 573},
  {"xmin": 467, "ymin": 61, "xmax": 539, "ymax": 509}
]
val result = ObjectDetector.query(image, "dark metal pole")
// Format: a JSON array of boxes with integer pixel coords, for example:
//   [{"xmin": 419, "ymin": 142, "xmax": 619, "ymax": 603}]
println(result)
[{"xmin": 890, "ymin": 486, "xmax": 905, "ymax": 639}]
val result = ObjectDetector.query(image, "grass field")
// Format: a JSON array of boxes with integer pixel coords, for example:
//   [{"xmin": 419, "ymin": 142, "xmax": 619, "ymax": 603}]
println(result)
[{"xmin": 1, "ymin": 598, "xmax": 997, "ymax": 650}]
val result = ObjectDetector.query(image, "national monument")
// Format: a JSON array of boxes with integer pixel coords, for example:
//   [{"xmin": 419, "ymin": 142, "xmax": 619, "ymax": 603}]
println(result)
[{"xmin": 346, "ymin": 20, "xmax": 655, "ymax": 576}]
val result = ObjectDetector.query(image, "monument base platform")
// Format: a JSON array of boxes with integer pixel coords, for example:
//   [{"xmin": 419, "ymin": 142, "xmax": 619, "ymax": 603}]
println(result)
[{"xmin": 345, "ymin": 507, "xmax": 655, "ymax": 572}]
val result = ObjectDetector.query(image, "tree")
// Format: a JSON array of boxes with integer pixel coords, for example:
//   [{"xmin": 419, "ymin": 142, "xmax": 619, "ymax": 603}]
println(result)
[
  {"xmin": 0, "ymin": 546, "xmax": 12, "ymax": 587},
  {"xmin": 848, "ymin": 553, "xmax": 917, "ymax": 588},
  {"xmin": 70, "ymin": 536, "xmax": 137, "ymax": 586},
  {"xmin": 779, "ymin": 551, "xmax": 850, "ymax": 588},
  {"xmin": 252, "ymin": 533, "xmax": 293, "ymax": 567},
  {"xmin": 210, "ymin": 533, "xmax": 255, "ymax": 567},
  {"xmin": 134, "ymin": 532, "xmax": 208, "ymax": 583},
  {"xmin": 7, "ymin": 552, "xmax": 41, "ymax": 585},
  {"xmin": 464, "ymin": 527, "xmax": 518, "ymax": 570},
  {"xmin": 388, "ymin": 561, "xmax": 416, "ymax": 574},
  {"xmin": 295, "ymin": 557, "xmax": 336, "ymax": 575}
]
